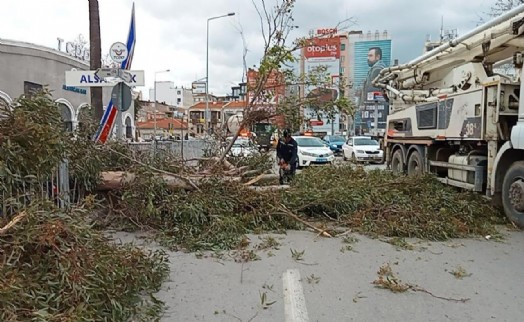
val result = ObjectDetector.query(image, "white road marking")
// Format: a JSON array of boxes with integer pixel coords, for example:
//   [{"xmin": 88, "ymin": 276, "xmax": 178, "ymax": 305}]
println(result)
[{"xmin": 282, "ymin": 269, "xmax": 309, "ymax": 322}]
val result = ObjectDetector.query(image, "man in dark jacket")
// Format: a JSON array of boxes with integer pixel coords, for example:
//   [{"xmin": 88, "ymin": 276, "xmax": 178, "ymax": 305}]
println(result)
[{"xmin": 276, "ymin": 129, "xmax": 298, "ymax": 184}]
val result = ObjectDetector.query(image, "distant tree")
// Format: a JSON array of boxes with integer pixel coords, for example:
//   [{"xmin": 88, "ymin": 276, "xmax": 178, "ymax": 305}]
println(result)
[
  {"xmin": 88, "ymin": 0, "xmax": 103, "ymax": 122},
  {"xmin": 488, "ymin": 0, "xmax": 524, "ymax": 17},
  {"xmin": 218, "ymin": 0, "xmax": 354, "ymax": 161},
  {"xmin": 486, "ymin": 0, "xmax": 524, "ymax": 76}
]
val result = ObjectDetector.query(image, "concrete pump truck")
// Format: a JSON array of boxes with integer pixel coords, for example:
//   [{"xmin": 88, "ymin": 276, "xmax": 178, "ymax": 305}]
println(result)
[{"xmin": 375, "ymin": 5, "xmax": 524, "ymax": 228}]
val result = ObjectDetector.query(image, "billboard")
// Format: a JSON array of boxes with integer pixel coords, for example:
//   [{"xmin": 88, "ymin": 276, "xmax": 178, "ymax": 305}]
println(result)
[
  {"xmin": 303, "ymin": 55, "xmax": 341, "ymax": 134},
  {"xmin": 246, "ymin": 68, "xmax": 285, "ymax": 106},
  {"xmin": 191, "ymin": 81, "xmax": 206, "ymax": 94},
  {"xmin": 352, "ymin": 39, "xmax": 392, "ymax": 134},
  {"xmin": 353, "ymin": 39, "xmax": 392, "ymax": 95},
  {"xmin": 304, "ymin": 36, "xmax": 341, "ymax": 60}
]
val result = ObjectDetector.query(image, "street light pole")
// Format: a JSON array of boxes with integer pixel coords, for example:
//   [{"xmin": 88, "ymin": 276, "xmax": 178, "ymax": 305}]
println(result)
[
  {"xmin": 154, "ymin": 69, "xmax": 170, "ymax": 140},
  {"xmin": 205, "ymin": 12, "xmax": 235, "ymax": 135}
]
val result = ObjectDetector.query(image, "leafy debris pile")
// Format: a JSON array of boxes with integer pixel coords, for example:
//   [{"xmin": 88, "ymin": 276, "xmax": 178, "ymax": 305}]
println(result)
[
  {"xmin": 283, "ymin": 166, "xmax": 505, "ymax": 240},
  {"xmin": 0, "ymin": 206, "xmax": 169, "ymax": 321},
  {"xmin": 284, "ymin": 166, "xmax": 505, "ymax": 240},
  {"xmin": 108, "ymin": 169, "xmax": 300, "ymax": 251},
  {"xmin": 107, "ymin": 164, "xmax": 505, "ymax": 251},
  {"xmin": 0, "ymin": 90, "xmax": 170, "ymax": 321}
]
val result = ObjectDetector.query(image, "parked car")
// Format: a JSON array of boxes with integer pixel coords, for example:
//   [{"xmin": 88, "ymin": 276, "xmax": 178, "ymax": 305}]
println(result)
[
  {"xmin": 225, "ymin": 136, "xmax": 259, "ymax": 157},
  {"xmin": 342, "ymin": 136, "xmax": 384, "ymax": 163},
  {"xmin": 294, "ymin": 136, "xmax": 335, "ymax": 168},
  {"xmin": 322, "ymin": 135, "xmax": 346, "ymax": 154}
]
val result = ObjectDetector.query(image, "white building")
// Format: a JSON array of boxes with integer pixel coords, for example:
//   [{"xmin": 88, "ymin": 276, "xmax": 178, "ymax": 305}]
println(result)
[
  {"xmin": 148, "ymin": 81, "xmax": 194, "ymax": 110},
  {"xmin": 0, "ymin": 38, "xmax": 136, "ymax": 138}
]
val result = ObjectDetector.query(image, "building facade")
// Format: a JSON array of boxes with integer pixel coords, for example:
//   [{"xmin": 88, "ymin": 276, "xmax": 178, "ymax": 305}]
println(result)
[
  {"xmin": 0, "ymin": 38, "xmax": 136, "ymax": 137},
  {"xmin": 148, "ymin": 82, "xmax": 195, "ymax": 110}
]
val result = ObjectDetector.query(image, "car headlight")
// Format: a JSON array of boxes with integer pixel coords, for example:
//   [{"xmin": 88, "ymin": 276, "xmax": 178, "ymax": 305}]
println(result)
[
  {"xmin": 328, "ymin": 150, "xmax": 334, "ymax": 155},
  {"xmin": 302, "ymin": 151, "xmax": 316, "ymax": 157},
  {"xmin": 356, "ymin": 150, "xmax": 365, "ymax": 153}
]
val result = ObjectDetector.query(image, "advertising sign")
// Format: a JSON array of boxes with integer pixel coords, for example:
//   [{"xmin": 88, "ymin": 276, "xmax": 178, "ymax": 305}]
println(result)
[
  {"xmin": 246, "ymin": 68, "xmax": 285, "ymax": 106},
  {"xmin": 304, "ymin": 36, "xmax": 340, "ymax": 60},
  {"xmin": 353, "ymin": 39, "xmax": 392, "ymax": 97},
  {"xmin": 352, "ymin": 39, "xmax": 392, "ymax": 133},
  {"xmin": 316, "ymin": 28, "xmax": 337, "ymax": 36},
  {"xmin": 191, "ymin": 81, "xmax": 206, "ymax": 94},
  {"xmin": 303, "ymin": 57, "xmax": 341, "ymax": 134}
]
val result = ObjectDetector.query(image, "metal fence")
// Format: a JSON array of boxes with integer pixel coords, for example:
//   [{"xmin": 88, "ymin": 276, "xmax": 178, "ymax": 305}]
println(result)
[
  {"xmin": 0, "ymin": 161, "xmax": 71, "ymax": 218},
  {"xmin": 129, "ymin": 139, "xmax": 216, "ymax": 160},
  {"xmin": 1, "ymin": 140, "xmax": 214, "ymax": 217}
]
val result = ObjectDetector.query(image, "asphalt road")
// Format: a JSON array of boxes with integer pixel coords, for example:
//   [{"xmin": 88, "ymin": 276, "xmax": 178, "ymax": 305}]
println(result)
[
  {"xmin": 108, "ymin": 155, "xmax": 524, "ymax": 321},
  {"xmin": 112, "ymin": 227, "xmax": 524, "ymax": 322}
]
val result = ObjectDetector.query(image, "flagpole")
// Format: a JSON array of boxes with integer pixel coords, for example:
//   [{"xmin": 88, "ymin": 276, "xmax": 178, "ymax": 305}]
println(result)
[{"xmin": 94, "ymin": 2, "xmax": 136, "ymax": 143}]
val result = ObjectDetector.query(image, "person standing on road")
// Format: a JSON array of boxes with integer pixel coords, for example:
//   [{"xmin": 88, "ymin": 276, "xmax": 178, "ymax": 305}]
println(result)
[{"xmin": 276, "ymin": 129, "xmax": 298, "ymax": 184}]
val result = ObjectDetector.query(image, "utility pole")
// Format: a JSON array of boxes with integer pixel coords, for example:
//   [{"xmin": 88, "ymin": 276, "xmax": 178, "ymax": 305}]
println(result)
[
  {"xmin": 374, "ymin": 100, "xmax": 379, "ymax": 137},
  {"xmin": 154, "ymin": 69, "xmax": 170, "ymax": 140},
  {"xmin": 205, "ymin": 12, "xmax": 235, "ymax": 135}
]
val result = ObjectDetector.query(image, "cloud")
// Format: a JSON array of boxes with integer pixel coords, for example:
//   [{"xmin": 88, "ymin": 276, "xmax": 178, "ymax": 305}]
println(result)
[{"xmin": 0, "ymin": 0, "xmax": 496, "ymax": 98}]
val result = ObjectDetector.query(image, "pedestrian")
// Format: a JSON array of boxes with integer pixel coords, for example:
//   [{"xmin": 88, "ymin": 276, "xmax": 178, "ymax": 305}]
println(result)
[{"xmin": 276, "ymin": 129, "xmax": 298, "ymax": 184}]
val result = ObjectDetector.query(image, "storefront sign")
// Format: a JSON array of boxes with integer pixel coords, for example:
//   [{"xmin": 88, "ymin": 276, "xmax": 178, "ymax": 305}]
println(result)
[
  {"xmin": 62, "ymin": 85, "xmax": 87, "ymax": 95},
  {"xmin": 65, "ymin": 70, "xmax": 145, "ymax": 87},
  {"xmin": 57, "ymin": 37, "xmax": 90, "ymax": 61}
]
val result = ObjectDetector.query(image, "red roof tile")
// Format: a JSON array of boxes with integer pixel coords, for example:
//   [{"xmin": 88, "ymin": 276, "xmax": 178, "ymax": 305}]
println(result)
[
  {"xmin": 225, "ymin": 101, "xmax": 248, "ymax": 109},
  {"xmin": 137, "ymin": 118, "xmax": 188, "ymax": 130},
  {"xmin": 189, "ymin": 101, "xmax": 227, "ymax": 110}
]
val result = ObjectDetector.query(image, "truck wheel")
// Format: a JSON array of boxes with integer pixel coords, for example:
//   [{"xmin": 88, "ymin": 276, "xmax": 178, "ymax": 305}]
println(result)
[
  {"xmin": 407, "ymin": 150, "xmax": 423, "ymax": 176},
  {"xmin": 391, "ymin": 149, "xmax": 404, "ymax": 174},
  {"xmin": 502, "ymin": 161, "xmax": 524, "ymax": 228}
]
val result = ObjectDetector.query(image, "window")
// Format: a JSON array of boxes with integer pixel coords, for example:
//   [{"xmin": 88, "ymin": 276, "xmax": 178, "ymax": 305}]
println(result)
[
  {"xmin": 0, "ymin": 98, "xmax": 9, "ymax": 120},
  {"xmin": 340, "ymin": 67, "xmax": 345, "ymax": 74},
  {"xmin": 177, "ymin": 98, "xmax": 181, "ymax": 104},
  {"xmin": 437, "ymin": 99, "xmax": 453, "ymax": 129},
  {"xmin": 340, "ymin": 56, "xmax": 345, "ymax": 63},
  {"xmin": 177, "ymin": 90, "xmax": 181, "ymax": 95},
  {"xmin": 416, "ymin": 103, "xmax": 438, "ymax": 129},
  {"xmin": 341, "ymin": 44, "xmax": 346, "ymax": 51},
  {"xmin": 24, "ymin": 81, "xmax": 43, "ymax": 98}
]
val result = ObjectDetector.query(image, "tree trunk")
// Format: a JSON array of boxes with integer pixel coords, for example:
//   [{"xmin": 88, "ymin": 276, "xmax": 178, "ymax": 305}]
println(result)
[{"xmin": 88, "ymin": 0, "xmax": 103, "ymax": 122}]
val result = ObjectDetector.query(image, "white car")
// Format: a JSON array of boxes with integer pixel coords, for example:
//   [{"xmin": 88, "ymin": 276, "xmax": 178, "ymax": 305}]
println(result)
[
  {"xmin": 226, "ymin": 136, "xmax": 259, "ymax": 157},
  {"xmin": 342, "ymin": 136, "xmax": 384, "ymax": 163},
  {"xmin": 294, "ymin": 136, "xmax": 335, "ymax": 167}
]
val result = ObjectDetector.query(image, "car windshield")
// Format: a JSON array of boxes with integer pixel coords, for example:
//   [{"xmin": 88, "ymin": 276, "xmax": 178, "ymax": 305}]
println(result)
[
  {"xmin": 228, "ymin": 137, "xmax": 251, "ymax": 147},
  {"xmin": 233, "ymin": 140, "xmax": 250, "ymax": 147},
  {"xmin": 295, "ymin": 137, "xmax": 326, "ymax": 147},
  {"xmin": 354, "ymin": 138, "xmax": 379, "ymax": 146},
  {"xmin": 328, "ymin": 135, "xmax": 345, "ymax": 142}
]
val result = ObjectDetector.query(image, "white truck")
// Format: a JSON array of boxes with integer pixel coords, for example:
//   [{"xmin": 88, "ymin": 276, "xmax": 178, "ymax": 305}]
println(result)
[{"xmin": 375, "ymin": 5, "xmax": 524, "ymax": 228}]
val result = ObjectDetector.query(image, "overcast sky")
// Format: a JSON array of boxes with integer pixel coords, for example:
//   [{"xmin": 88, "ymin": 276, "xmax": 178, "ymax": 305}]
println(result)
[{"xmin": 1, "ymin": 0, "xmax": 497, "ymax": 98}]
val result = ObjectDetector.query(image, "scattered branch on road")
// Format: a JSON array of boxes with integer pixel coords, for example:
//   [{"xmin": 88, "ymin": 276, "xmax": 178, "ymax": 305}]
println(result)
[
  {"xmin": 276, "ymin": 204, "xmax": 333, "ymax": 237},
  {"xmin": 373, "ymin": 263, "xmax": 470, "ymax": 303}
]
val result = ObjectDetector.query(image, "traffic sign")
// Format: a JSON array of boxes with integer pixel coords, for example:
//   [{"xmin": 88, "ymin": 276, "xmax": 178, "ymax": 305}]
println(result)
[
  {"xmin": 118, "ymin": 70, "xmax": 134, "ymax": 84},
  {"xmin": 110, "ymin": 42, "xmax": 128, "ymax": 63},
  {"xmin": 65, "ymin": 70, "xmax": 145, "ymax": 87},
  {"xmin": 111, "ymin": 83, "xmax": 133, "ymax": 112},
  {"xmin": 95, "ymin": 68, "xmax": 119, "ymax": 79},
  {"xmin": 310, "ymin": 120, "xmax": 324, "ymax": 126}
]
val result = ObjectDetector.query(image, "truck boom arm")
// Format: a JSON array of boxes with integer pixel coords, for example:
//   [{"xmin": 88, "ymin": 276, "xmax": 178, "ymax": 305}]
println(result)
[{"xmin": 374, "ymin": 5, "xmax": 524, "ymax": 103}]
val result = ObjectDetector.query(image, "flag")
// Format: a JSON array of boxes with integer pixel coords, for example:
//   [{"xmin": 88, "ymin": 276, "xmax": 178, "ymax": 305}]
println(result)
[{"xmin": 94, "ymin": 2, "xmax": 136, "ymax": 143}]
